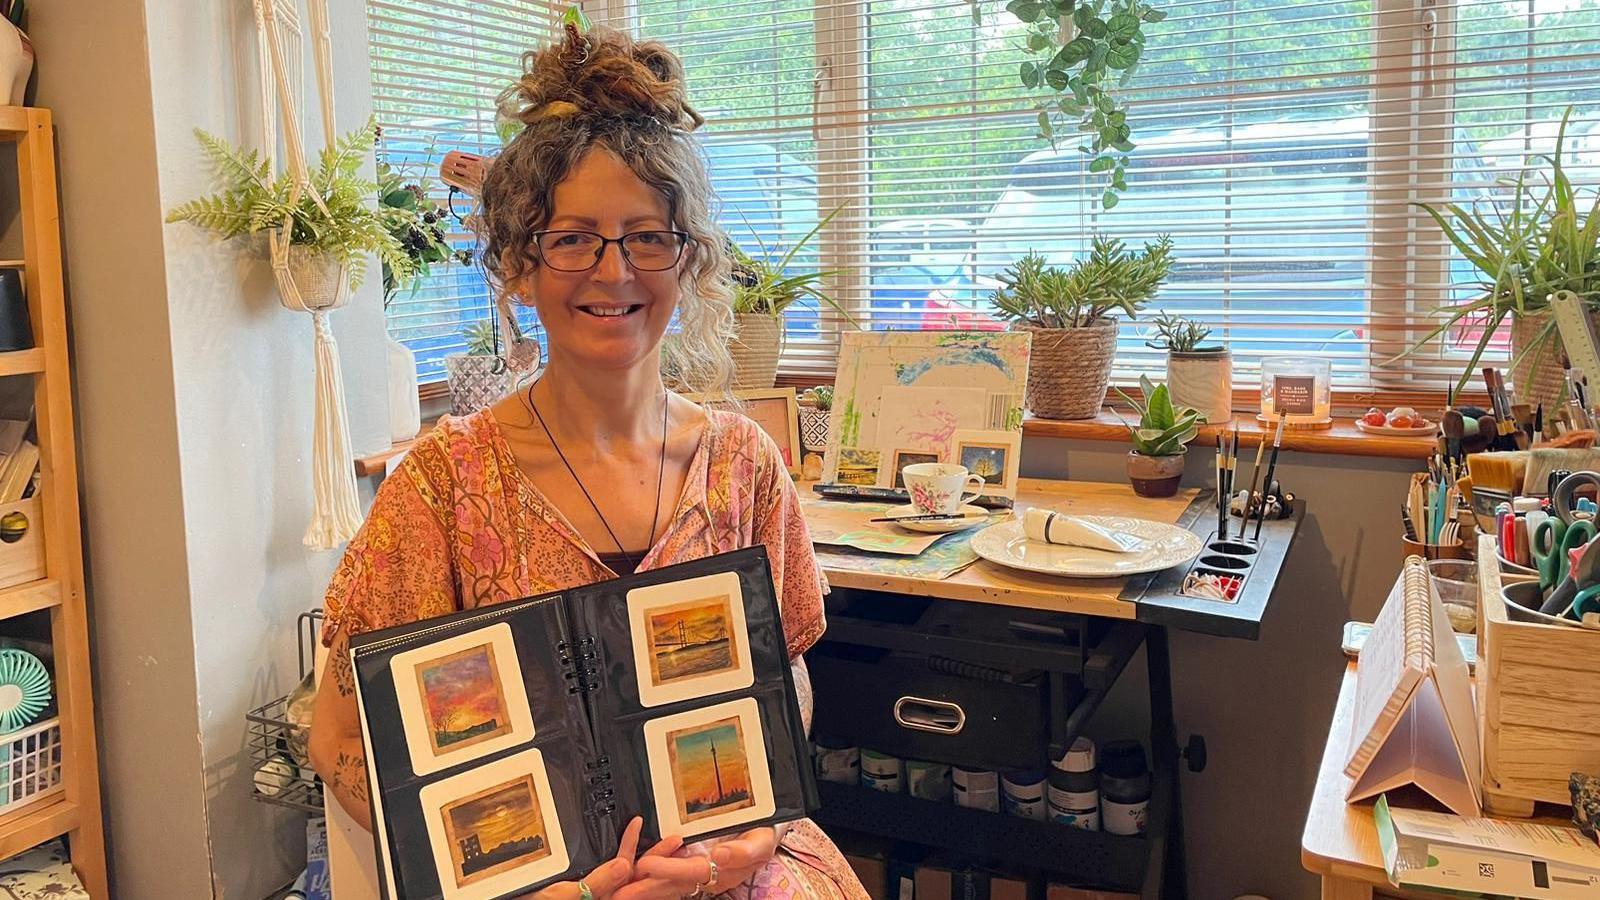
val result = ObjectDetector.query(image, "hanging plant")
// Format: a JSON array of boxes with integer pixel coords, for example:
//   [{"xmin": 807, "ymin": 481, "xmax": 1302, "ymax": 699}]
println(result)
[{"xmin": 1002, "ymin": 0, "xmax": 1166, "ymax": 208}]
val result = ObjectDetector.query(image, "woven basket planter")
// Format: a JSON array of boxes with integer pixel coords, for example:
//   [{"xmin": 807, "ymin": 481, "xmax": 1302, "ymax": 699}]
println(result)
[
  {"xmin": 1020, "ymin": 319, "xmax": 1119, "ymax": 420},
  {"xmin": 1511, "ymin": 310, "xmax": 1567, "ymax": 408},
  {"xmin": 731, "ymin": 312, "xmax": 783, "ymax": 390},
  {"xmin": 273, "ymin": 243, "xmax": 349, "ymax": 313},
  {"xmin": 445, "ymin": 354, "xmax": 511, "ymax": 416}
]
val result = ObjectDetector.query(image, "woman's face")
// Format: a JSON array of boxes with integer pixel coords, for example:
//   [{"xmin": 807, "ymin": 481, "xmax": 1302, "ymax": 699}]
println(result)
[{"xmin": 517, "ymin": 148, "xmax": 684, "ymax": 374}]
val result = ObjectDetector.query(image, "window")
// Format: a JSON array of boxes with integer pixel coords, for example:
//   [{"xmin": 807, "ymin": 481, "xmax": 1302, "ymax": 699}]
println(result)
[
  {"xmin": 368, "ymin": 0, "xmax": 561, "ymax": 385},
  {"xmin": 599, "ymin": 0, "xmax": 1600, "ymax": 392}
]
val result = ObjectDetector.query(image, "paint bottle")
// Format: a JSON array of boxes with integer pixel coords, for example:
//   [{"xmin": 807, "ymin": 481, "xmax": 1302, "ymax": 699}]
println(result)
[
  {"xmin": 814, "ymin": 738, "xmax": 860, "ymax": 786},
  {"xmin": 952, "ymin": 765, "xmax": 1000, "ymax": 812},
  {"xmin": 861, "ymin": 749, "xmax": 903, "ymax": 793},
  {"xmin": 1495, "ymin": 501, "xmax": 1514, "ymax": 559},
  {"xmin": 1047, "ymin": 736, "xmax": 1100, "ymax": 830},
  {"xmin": 1099, "ymin": 740, "xmax": 1151, "ymax": 836},
  {"xmin": 1513, "ymin": 497, "xmax": 1540, "ymax": 565},
  {"xmin": 1000, "ymin": 770, "xmax": 1048, "ymax": 820},
  {"xmin": 906, "ymin": 760, "xmax": 952, "ymax": 802}
]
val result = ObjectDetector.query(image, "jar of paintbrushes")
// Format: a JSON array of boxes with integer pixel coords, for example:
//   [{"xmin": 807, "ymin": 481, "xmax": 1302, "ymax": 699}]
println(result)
[{"xmin": 1403, "ymin": 460, "xmax": 1469, "ymax": 560}]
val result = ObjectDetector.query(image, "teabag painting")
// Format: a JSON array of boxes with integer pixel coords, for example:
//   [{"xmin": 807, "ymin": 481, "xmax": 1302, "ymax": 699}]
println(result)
[{"xmin": 822, "ymin": 332, "xmax": 1030, "ymax": 485}]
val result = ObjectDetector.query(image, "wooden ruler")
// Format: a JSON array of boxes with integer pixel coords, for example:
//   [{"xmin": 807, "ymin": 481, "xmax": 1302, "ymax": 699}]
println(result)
[{"xmin": 1551, "ymin": 290, "xmax": 1600, "ymax": 387}]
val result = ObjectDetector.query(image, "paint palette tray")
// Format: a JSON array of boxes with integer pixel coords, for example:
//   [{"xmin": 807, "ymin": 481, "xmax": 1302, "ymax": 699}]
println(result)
[{"xmin": 1121, "ymin": 493, "xmax": 1303, "ymax": 640}]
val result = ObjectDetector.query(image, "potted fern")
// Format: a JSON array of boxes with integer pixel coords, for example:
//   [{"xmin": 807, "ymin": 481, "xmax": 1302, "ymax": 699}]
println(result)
[
  {"xmin": 166, "ymin": 118, "xmax": 410, "ymax": 309},
  {"xmin": 1146, "ymin": 312, "xmax": 1231, "ymax": 423},
  {"xmin": 1115, "ymin": 376, "xmax": 1204, "ymax": 498},
  {"xmin": 445, "ymin": 320, "xmax": 511, "ymax": 415},
  {"xmin": 989, "ymin": 235, "xmax": 1174, "ymax": 419},
  {"xmin": 728, "ymin": 207, "xmax": 855, "ymax": 389}
]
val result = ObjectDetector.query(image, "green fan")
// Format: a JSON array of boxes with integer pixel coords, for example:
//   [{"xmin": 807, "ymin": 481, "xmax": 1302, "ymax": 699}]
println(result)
[{"xmin": 0, "ymin": 649, "xmax": 50, "ymax": 733}]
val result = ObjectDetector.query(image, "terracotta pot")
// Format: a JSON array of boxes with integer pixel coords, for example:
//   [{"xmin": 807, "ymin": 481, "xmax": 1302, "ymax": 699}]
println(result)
[
  {"xmin": 1166, "ymin": 349, "xmax": 1232, "ymax": 424},
  {"xmin": 731, "ymin": 312, "xmax": 783, "ymax": 390},
  {"xmin": 1127, "ymin": 451, "xmax": 1185, "ymax": 498},
  {"xmin": 1020, "ymin": 319, "xmax": 1118, "ymax": 419}
]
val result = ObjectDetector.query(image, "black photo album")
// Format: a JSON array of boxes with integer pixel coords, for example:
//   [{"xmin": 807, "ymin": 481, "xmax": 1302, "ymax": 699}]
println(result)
[{"xmin": 348, "ymin": 546, "xmax": 818, "ymax": 900}]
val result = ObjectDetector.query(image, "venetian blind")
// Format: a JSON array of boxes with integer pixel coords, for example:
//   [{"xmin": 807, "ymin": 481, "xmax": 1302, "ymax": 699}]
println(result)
[
  {"xmin": 368, "ymin": 0, "xmax": 561, "ymax": 384},
  {"xmin": 612, "ymin": 0, "xmax": 1600, "ymax": 391}
]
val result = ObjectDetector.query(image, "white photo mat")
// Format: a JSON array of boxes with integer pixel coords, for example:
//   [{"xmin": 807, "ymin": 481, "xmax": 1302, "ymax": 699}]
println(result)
[
  {"xmin": 627, "ymin": 571, "xmax": 754, "ymax": 708},
  {"xmin": 951, "ymin": 429, "xmax": 1022, "ymax": 498},
  {"xmin": 643, "ymin": 697, "xmax": 775, "ymax": 840},
  {"xmin": 416, "ymin": 748, "xmax": 570, "ymax": 900},
  {"xmin": 390, "ymin": 623, "xmax": 536, "ymax": 777}
]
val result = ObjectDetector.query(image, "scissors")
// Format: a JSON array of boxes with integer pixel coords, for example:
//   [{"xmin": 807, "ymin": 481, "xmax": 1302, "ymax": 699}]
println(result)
[
  {"xmin": 1561, "ymin": 583, "xmax": 1600, "ymax": 621},
  {"xmin": 1532, "ymin": 516, "xmax": 1597, "ymax": 590},
  {"xmin": 1550, "ymin": 471, "xmax": 1600, "ymax": 524}
]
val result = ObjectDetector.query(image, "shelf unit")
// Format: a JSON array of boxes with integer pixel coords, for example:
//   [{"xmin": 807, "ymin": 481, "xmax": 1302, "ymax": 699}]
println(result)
[{"xmin": 0, "ymin": 107, "xmax": 107, "ymax": 896}]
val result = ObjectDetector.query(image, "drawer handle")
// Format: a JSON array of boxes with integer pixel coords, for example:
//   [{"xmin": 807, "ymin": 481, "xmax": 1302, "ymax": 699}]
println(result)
[{"xmin": 893, "ymin": 696, "xmax": 966, "ymax": 735}]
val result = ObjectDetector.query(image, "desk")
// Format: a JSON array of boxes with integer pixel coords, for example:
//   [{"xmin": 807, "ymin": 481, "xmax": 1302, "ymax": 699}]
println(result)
[
  {"xmin": 1300, "ymin": 664, "xmax": 1572, "ymax": 900},
  {"xmin": 806, "ymin": 478, "xmax": 1301, "ymax": 900}
]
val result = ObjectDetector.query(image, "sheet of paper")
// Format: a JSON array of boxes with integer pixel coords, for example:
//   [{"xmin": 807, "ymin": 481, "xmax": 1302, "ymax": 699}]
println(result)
[{"xmin": 800, "ymin": 498, "xmax": 947, "ymax": 555}]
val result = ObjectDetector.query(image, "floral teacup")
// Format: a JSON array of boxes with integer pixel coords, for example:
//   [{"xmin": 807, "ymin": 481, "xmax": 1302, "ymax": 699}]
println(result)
[{"xmin": 902, "ymin": 463, "xmax": 985, "ymax": 515}]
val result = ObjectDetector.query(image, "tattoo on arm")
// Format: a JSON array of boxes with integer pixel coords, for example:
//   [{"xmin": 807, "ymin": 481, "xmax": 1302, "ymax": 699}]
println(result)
[
  {"xmin": 331, "ymin": 749, "xmax": 369, "ymax": 805},
  {"xmin": 330, "ymin": 637, "xmax": 355, "ymax": 697}
]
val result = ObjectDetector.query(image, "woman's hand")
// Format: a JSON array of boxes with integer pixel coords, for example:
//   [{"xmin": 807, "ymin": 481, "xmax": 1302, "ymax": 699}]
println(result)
[
  {"xmin": 519, "ymin": 817, "xmax": 684, "ymax": 900},
  {"xmin": 634, "ymin": 826, "xmax": 779, "ymax": 896}
]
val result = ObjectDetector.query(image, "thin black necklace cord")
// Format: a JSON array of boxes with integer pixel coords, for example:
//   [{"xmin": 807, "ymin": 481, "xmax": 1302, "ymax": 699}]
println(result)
[{"xmin": 526, "ymin": 381, "xmax": 669, "ymax": 573}]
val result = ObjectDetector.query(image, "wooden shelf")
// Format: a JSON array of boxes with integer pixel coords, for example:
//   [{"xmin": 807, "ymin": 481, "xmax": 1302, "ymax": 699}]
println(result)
[
  {"xmin": 0, "ymin": 349, "xmax": 44, "ymax": 378},
  {"xmin": 0, "ymin": 260, "xmax": 23, "ymax": 269},
  {"xmin": 0, "ymin": 107, "xmax": 35, "ymax": 139},
  {"xmin": 355, "ymin": 437, "xmax": 416, "ymax": 477},
  {"xmin": 1023, "ymin": 408, "xmax": 1436, "ymax": 460},
  {"xmin": 0, "ymin": 579, "xmax": 60, "ymax": 620},
  {"xmin": 0, "ymin": 798, "xmax": 77, "ymax": 861}
]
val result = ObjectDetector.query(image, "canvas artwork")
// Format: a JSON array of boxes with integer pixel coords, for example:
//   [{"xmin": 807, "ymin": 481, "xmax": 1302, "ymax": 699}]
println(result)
[
  {"xmin": 647, "ymin": 595, "xmax": 742, "ymax": 689},
  {"xmin": 417, "ymin": 748, "xmax": 570, "ymax": 900},
  {"xmin": 391, "ymin": 623, "xmax": 536, "ymax": 777},
  {"xmin": 951, "ymin": 429, "xmax": 1023, "ymax": 498},
  {"xmin": 836, "ymin": 448, "xmax": 880, "ymax": 486},
  {"xmin": 644, "ymin": 698, "xmax": 775, "ymax": 838},
  {"xmin": 441, "ymin": 775, "xmax": 552, "ymax": 888},
  {"xmin": 887, "ymin": 450, "xmax": 940, "ymax": 489},
  {"xmin": 823, "ymin": 332, "xmax": 1031, "ymax": 485},
  {"xmin": 666, "ymin": 715, "xmax": 756, "ymax": 823},
  {"xmin": 417, "ymin": 644, "xmax": 514, "ymax": 756},
  {"xmin": 628, "ymin": 571, "xmax": 754, "ymax": 707}
]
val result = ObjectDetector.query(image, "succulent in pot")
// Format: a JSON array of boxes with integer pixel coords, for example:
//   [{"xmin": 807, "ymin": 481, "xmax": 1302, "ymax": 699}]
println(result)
[
  {"xmin": 1145, "ymin": 312, "xmax": 1231, "ymax": 424},
  {"xmin": 1114, "ymin": 375, "xmax": 1205, "ymax": 498}
]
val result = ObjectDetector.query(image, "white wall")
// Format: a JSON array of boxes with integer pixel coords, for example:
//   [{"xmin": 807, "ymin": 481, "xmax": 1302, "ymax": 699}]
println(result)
[{"xmin": 34, "ymin": 0, "xmax": 391, "ymax": 895}]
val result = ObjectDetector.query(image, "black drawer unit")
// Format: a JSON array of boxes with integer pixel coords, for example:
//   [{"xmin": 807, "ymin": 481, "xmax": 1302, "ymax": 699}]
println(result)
[{"xmin": 809, "ymin": 643, "xmax": 1074, "ymax": 771}]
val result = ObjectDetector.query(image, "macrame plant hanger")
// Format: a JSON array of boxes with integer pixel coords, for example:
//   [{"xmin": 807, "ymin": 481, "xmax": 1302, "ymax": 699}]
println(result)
[{"xmin": 254, "ymin": 0, "xmax": 365, "ymax": 550}]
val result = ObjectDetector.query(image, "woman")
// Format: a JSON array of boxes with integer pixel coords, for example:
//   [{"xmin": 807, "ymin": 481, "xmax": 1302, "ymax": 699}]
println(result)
[{"xmin": 307, "ymin": 21, "xmax": 866, "ymax": 900}]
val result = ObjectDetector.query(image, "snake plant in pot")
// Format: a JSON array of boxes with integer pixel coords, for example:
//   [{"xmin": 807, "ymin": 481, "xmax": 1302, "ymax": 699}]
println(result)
[
  {"xmin": 1115, "ymin": 375, "xmax": 1204, "ymax": 498},
  {"xmin": 988, "ymin": 235, "xmax": 1174, "ymax": 419},
  {"xmin": 1146, "ymin": 312, "xmax": 1230, "ymax": 423}
]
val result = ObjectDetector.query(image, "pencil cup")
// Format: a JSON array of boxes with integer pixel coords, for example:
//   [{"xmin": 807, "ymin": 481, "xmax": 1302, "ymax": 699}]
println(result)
[{"xmin": 1402, "ymin": 534, "xmax": 1470, "ymax": 561}]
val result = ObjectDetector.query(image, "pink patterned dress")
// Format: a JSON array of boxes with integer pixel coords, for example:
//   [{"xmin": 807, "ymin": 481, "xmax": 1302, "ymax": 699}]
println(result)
[{"xmin": 321, "ymin": 406, "xmax": 866, "ymax": 900}]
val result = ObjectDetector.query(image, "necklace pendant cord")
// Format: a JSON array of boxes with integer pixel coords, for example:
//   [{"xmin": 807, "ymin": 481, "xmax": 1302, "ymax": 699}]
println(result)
[{"xmin": 527, "ymin": 383, "xmax": 670, "ymax": 573}]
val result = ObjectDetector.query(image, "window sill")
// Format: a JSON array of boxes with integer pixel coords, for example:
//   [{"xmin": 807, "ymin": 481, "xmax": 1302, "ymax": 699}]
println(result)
[{"xmin": 1024, "ymin": 410, "xmax": 1435, "ymax": 460}]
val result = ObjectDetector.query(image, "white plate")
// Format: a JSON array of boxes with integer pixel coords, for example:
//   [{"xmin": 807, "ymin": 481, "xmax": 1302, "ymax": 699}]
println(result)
[
  {"xmin": 970, "ymin": 516, "xmax": 1203, "ymax": 578},
  {"xmin": 881, "ymin": 504, "xmax": 993, "ymax": 534},
  {"xmin": 1355, "ymin": 419, "xmax": 1435, "ymax": 436}
]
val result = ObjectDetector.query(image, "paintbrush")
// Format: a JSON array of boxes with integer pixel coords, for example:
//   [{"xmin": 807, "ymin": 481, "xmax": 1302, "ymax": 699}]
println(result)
[
  {"xmin": 870, "ymin": 512, "xmax": 986, "ymax": 523},
  {"xmin": 1253, "ymin": 414, "xmax": 1287, "ymax": 541},
  {"xmin": 1238, "ymin": 420, "xmax": 1270, "ymax": 540},
  {"xmin": 1215, "ymin": 432, "xmax": 1226, "ymax": 535},
  {"xmin": 1227, "ymin": 425, "xmax": 1240, "ymax": 528}
]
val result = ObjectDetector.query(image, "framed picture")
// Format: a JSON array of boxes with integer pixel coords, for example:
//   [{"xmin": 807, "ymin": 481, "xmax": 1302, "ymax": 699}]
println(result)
[
  {"xmin": 882, "ymin": 449, "xmax": 942, "ymax": 489},
  {"xmin": 417, "ymin": 748, "xmax": 570, "ymax": 900},
  {"xmin": 685, "ymin": 388, "xmax": 802, "ymax": 478},
  {"xmin": 626, "ymin": 570, "xmax": 754, "ymax": 708},
  {"xmin": 390, "ymin": 623, "xmax": 536, "ymax": 777},
  {"xmin": 951, "ymin": 429, "xmax": 1022, "ymax": 498},
  {"xmin": 643, "ymin": 697, "xmax": 775, "ymax": 839},
  {"xmin": 823, "ymin": 332, "xmax": 1030, "ymax": 484},
  {"xmin": 835, "ymin": 448, "xmax": 880, "ymax": 486}
]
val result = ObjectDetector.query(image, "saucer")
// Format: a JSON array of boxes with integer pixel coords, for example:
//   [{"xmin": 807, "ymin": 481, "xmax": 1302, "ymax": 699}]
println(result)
[{"xmin": 881, "ymin": 504, "xmax": 992, "ymax": 534}]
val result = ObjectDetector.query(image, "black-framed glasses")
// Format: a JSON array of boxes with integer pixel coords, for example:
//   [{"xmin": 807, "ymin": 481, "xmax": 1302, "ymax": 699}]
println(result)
[{"xmin": 533, "ymin": 229, "xmax": 688, "ymax": 272}]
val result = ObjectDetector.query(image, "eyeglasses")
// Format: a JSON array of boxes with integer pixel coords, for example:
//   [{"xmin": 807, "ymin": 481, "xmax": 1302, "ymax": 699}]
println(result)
[{"xmin": 532, "ymin": 229, "xmax": 688, "ymax": 272}]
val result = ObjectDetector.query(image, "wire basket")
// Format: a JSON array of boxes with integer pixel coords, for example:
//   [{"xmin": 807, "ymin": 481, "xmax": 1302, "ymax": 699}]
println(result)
[
  {"xmin": 245, "ymin": 610, "xmax": 325, "ymax": 815},
  {"xmin": 0, "ymin": 717, "xmax": 64, "ymax": 816}
]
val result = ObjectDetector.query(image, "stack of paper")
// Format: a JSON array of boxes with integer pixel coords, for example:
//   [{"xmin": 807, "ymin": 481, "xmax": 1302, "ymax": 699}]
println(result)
[
  {"xmin": 1377, "ymin": 796, "xmax": 1600, "ymax": 897},
  {"xmin": 0, "ymin": 417, "xmax": 36, "ymax": 503}
]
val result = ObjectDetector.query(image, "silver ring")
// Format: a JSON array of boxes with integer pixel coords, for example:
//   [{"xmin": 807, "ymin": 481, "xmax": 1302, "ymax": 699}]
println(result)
[
  {"xmin": 578, "ymin": 881, "xmax": 593, "ymax": 900},
  {"xmin": 706, "ymin": 859, "xmax": 720, "ymax": 889}
]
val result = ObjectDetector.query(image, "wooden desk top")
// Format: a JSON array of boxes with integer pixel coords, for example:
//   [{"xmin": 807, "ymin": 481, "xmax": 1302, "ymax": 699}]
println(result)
[{"xmin": 809, "ymin": 478, "xmax": 1199, "ymax": 619}]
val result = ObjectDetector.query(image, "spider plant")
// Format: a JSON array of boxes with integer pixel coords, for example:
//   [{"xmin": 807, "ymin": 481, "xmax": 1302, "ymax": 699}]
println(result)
[
  {"xmin": 1393, "ymin": 107, "xmax": 1600, "ymax": 392},
  {"xmin": 729, "ymin": 205, "xmax": 856, "ymax": 327}
]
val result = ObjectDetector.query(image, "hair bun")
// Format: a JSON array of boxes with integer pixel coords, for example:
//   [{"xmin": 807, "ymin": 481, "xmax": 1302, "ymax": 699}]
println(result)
[{"xmin": 497, "ymin": 25, "xmax": 704, "ymax": 135}]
